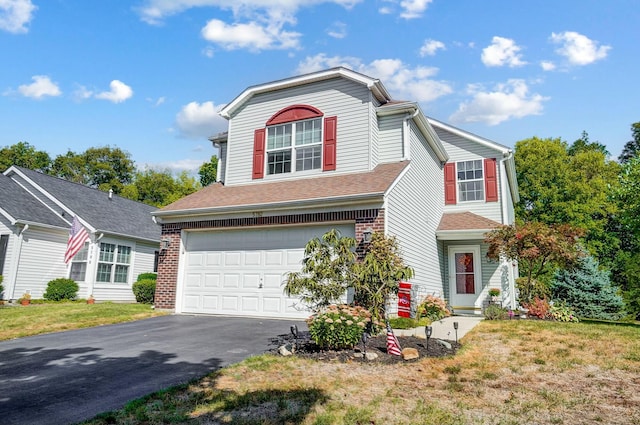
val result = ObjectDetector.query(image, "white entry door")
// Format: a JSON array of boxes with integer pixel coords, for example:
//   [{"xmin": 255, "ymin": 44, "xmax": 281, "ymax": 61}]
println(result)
[
  {"xmin": 179, "ymin": 224, "xmax": 354, "ymax": 318},
  {"xmin": 448, "ymin": 245, "xmax": 482, "ymax": 311}
]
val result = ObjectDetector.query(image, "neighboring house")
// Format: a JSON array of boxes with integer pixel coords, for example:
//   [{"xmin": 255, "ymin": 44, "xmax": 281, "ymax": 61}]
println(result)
[
  {"xmin": 0, "ymin": 166, "xmax": 160, "ymax": 301},
  {"xmin": 152, "ymin": 67, "xmax": 519, "ymax": 318}
]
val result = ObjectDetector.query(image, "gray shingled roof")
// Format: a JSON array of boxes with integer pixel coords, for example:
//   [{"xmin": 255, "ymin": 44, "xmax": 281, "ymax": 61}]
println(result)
[
  {"xmin": 0, "ymin": 173, "xmax": 69, "ymax": 228},
  {"xmin": 11, "ymin": 167, "xmax": 160, "ymax": 241}
]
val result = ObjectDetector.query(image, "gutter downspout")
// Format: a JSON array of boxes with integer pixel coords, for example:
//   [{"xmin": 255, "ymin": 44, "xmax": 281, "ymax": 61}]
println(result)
[
  {"xmin": 402, "ymin": 109, "xmax": 419, "ymax": 160},
  {"xmin": 8, "ymin": 224, "xmax": 29, "ymax": 300}
]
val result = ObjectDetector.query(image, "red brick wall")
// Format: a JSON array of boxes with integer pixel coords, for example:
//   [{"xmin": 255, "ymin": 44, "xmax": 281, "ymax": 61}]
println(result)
[{"xmin": 154, "ymin": 208, "xmax": 385, "ymax": 310}]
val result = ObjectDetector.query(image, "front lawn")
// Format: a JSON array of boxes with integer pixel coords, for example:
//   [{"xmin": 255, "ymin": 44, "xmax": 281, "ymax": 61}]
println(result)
[
  {"xmin": 0, "ymin": 302, "xmax": 167, "ymax": 341},
  {"xmin": 82, "ymin": 320, "xmax": 640, "ymax": 425}
]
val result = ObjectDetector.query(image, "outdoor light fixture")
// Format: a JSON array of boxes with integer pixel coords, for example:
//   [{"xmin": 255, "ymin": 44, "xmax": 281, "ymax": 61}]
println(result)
[
  {"xmin": 453, "ymin": 321, "xmax": 459, "ymax": 343},
  {"xmin": 362, "ymin": 227, "xmax": 373, "ymax": 244},
  {"xmin": 425, "ymin": 325, "xmax": 433, "ymax": 350},
  {"xmin": 361, "ymin": 331, "xmax": 369, "ymax": 360},
  {"xmin": 160, "ymin": 238, "xmax": 171, "ymax": 250}
]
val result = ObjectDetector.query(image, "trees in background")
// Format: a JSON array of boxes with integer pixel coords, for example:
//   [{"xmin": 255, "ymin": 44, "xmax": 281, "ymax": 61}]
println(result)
[{"xmin": 0, "ymin": 141, "xmax": 217, "ymax": 208}]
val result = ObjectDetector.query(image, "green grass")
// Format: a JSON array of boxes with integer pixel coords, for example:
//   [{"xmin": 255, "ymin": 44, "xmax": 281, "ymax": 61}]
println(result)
[{"xmin": 0, "ymin": 302, "xmax": 166, "ymax": 340}]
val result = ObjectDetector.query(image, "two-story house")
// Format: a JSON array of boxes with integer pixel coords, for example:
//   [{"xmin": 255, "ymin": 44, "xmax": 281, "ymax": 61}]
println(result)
[{"xmin": 152, "ymin": 67, "xmax": 519, "ymax": 318}]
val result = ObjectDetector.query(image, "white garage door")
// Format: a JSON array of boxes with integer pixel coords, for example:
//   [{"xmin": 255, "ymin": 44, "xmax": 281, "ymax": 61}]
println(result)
[{"xmin": 180, "ymin": 224, "xmax": 355, "ymax": 318}]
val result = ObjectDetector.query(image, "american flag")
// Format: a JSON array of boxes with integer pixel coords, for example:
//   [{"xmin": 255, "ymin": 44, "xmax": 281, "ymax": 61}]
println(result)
[
  {"xmin": 386, "ymin": 322, "xmax": 402, "ymax": 356},
  {"xmin": 64, "ymin": 216, "xmax": 89, "ymax": 264}
]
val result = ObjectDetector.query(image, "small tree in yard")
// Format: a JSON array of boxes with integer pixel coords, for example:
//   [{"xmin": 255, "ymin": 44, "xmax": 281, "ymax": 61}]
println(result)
[
  {"xmin": 551, "ymin": 255, "xmax": 623, "ymax": 320},
  {"xmin": 352, "ymin": 233, "xmax": 414, "ymax": 322},
  {"xmin": 284, "ymin": 229, "xmax": 357, "ymax": 311},
  {"xmin": 485, "ymin": 221, "xmax": 583, "ymax": 304}
]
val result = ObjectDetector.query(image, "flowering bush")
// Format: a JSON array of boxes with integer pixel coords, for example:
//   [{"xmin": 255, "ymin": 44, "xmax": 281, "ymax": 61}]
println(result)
[
  {"xmin": 417, "ymin": 295, "xmax": 450, "ymax": 322},
  {"xmin": 548, "ymin": 301, "xmax": 579, "ymax": 322},
  {"xmin": 488, "ymin": 287, "xmax": 501, "ymax": 297},
  {"xmin": 306, "ymin": 304, "xmax": 379, "ymax": 350}
]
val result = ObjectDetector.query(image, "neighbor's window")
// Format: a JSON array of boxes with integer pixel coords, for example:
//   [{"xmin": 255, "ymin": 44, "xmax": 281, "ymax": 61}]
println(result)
[
  {"xmin": 70, "ymin": 243, "xmax": 89, "ymax": 281},
  {"xmin": 457, "ymin": 160, "xmax": 484, "ymax": 202},
  {"xmin": 96, "ymin": 243, "xmax": 131, "ymax": 284},
  {"xmin": 267, "ymin": 118, "xmax": 322, "ymax": 175}
]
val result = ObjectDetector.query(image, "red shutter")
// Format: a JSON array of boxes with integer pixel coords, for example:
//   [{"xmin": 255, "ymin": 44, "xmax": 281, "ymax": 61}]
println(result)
[
  {"xmin": 323, "ymin": 116, "xmax": 337, "ymax": 171},
  {"xmin": 484, "ymin": 158, "xmax": 498, "ymax": 202},
  {"xmin": 252, "ymin": 129, "xmax": 266, "ymax": 179},
  {"xmin": 444, "ymin": 162, "xmax": 457, "ymax": 205}
]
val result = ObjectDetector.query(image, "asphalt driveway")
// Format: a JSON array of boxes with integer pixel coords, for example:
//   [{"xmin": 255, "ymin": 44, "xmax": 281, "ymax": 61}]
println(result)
[{"xmin": 0, "ymin": 315, "xmax": 304, "ymax": 425}]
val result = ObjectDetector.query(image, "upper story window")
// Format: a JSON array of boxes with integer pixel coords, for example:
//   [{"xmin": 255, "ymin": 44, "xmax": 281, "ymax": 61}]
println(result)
[
  {"xmin": 253, "ymin": 104, "xmax": 337, "ymax": 180},
  {"xmin": 266, "ymin": 118, "xmax": 322, "ymax": 175},
  {"xmin": 457, "ymin": 160, "xmax": 484, "ymax": 202},
  {"xmin": 444, "ymin": 158, "xmax": 498, "ymax": 205}
]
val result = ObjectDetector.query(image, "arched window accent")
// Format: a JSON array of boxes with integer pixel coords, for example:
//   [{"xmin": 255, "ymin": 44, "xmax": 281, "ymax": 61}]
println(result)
[
  {"xmin": 252, "ymin": 104, "xmax": 337, "ymax": 179},
  {"xmin": 266, "ymin": 104, "xmax": 323, "ymax": 126}
]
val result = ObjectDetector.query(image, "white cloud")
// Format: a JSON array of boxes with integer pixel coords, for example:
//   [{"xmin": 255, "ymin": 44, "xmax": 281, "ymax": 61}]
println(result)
[
  {"xmin": 481, "ymin": 36, "xmax": 527, "ymax": 68},
  {"xmin": 399, "ymin": 0, "xmax": 432, "ymax": 19},
  {"xmin": 145, "ymin": 158, "xmax": 208, "ymax": 174},
  {"xmin": 18, "ymin": 75, "xmax": 61, "ymax": 99},
  {"xmin": 175, "ymin": 101, "xmax": 228, "ymax": 139},
  {"xmin": 201, "ymin": 18, "xmax": 300, "ymax": 51},
  {"xmin": 326, "ymin": 21, "xmax": 347, "ymax": 39},
  {"xmin": 540, "ymin": 61, "xmax": 556, "ymax": 71},
  {"xmin": 136, "ymin": 0, "xmax": 361, "ymax": 25},
  {"xmin": 550, "ymin": 31, "xmax": 611, "ymax": 66},
  {"xmin": 73, "ymin": 85, "xmax": 93, "ymax": 101},
  {"xmin": 419, "ymin": 39, "xmax": 445, "ymax": 57},
  {"xmin": 95, "ymin": 80, "xmax": 133, "ymax": 103},
  {"xmin": 450, "ymin": 79, "xmax": 548, "ymax": 126},
  {"xmin": 0, "ymin": 0, "xmax": 36, "ymax": 33},
  {"xmin": 296, "ymin": 54, "xmax": 452, "ymax": 103}
]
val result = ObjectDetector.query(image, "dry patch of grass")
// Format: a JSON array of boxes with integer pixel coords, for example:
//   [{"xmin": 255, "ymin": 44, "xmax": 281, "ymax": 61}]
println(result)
[
  {"xmin": 0, "ymin": 302, "xmax": 166, "ymax": 340},
  {"xmin": 83, "ymin": 320, "xmax": 640, "ymax": 425}
]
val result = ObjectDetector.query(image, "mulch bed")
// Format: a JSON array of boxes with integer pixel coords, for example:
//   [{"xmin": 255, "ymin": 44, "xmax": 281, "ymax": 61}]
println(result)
[{"xmin": 267, "ymin": 331, "xmax": 460, "ymax": 363}]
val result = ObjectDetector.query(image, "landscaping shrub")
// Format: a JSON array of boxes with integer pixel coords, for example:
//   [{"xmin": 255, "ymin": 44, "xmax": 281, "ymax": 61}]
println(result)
[
  {"xmin": 388, "ymin": 317, "xmax": 419, "ymax": 329},
  {"xmin": 306, "ymin": 304, "xmax": 379, "ymax": 350},
  {"xmin": 484, "ymin": 304, "xmax": 508, "ymax": 320},
  {"xmin": 43, "ymin": 278, "xmax": 79, "ymax": 301},
  {"xmin": 136, "ymin": 272, "xmax": 157, "ymax": 282},
  {"xmin": 551, "ymin": 255, "xmax": 623, "ymax": 320},
  {"xmin": 417, "ymin": 295, "xmax": 450, "ymax": 322},
  {"xmin": 548, "ymin": 301, "xmax": 579, "ymax": 322},
  {"xmin": 516, "ymin": 277, "xmax": 550, "ymax": 306},
  {"xmin": 523, "ymin": 297, "xmax": 550, "ymax": 319},
  {"xmin": 132, "ymin": 279, "xmax": 156, "ymax": 304}
]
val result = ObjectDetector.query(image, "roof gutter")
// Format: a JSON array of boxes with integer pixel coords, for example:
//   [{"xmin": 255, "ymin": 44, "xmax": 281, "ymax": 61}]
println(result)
[
  {"xmin": 435, "ymin": 229, "xmax": 493, "ymax": 241},
  {"xmin": 14, "ymin": 220, "xmax": 68, "ymax": 232},
  {"xmin": 93, "ymin": 229, "xmax": 160, "ymax": 244},
  {"xmin": 152, "ymin": 192, "xmax": 385, "ymax": 221}
]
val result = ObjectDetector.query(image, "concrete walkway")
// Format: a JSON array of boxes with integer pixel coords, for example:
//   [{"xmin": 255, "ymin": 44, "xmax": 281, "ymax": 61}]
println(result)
[{"xmin": 394, "ymin": 316, "xmax": 483, "ymax": 342}]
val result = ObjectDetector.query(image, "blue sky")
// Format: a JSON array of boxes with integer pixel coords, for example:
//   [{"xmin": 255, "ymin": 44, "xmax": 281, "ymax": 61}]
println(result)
[{"xmin": 1, "ymin": 0, "xmax": 638, "ymax": 173}]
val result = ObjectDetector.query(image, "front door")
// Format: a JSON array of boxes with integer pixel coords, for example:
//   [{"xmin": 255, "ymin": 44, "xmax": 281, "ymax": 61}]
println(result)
[{"xmin": 448, "ymin": 245, "xmax": 481, "ymax": 311}]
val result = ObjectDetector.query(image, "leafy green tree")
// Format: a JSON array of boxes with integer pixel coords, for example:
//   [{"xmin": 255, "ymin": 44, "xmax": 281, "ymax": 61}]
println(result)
[
  {"xmin": 284, "ymin": 229, "xmax": 357, "ymax": 311},
  {"xmin": 352, "ymin": 233, "xmax": 414, "ymax": 322},
  {"xmin": 568, "ymin": 131, "xmax": 609, "ymax": 157},
  {"xmin": 51, "ymin": 146, "xmax": 135, "ymax": 194},
  {"xmin": 514, "ymin": 136, "xmax": 620, "ymax": 261},
  {"xmin": 618, "ymin": 121, "xmax": 640, "ymax": 164},
  {"xmin": 551, "ymin": 255, "xmax": 623, "ymax": 320},
  {"xmin": 485, "ymin": 222, "xmax": 584, "ymax": 304},
  {"xmin": 121, "ymin": 168, "xmax": 200, "ymax": 207},
  {"xmin": 0, "ymin": 142, "xmax": 52, "ymax": 173},
  {"xmin": 198, "ymin": 155, "xmax": 218, "ymax": 186}
]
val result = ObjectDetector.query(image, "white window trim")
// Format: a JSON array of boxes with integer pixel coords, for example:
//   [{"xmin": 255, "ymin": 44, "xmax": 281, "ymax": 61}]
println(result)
[
  {"xmin": 456, "ymin": 160, "xmax": 485, "ymax": 203},
  {"xmin": 265, "ymin": 117, "xmax": 323, "ymax": 176},
  {"xmin": 96, "ymin": 241, "xmax": 133, "ymax": 285}
]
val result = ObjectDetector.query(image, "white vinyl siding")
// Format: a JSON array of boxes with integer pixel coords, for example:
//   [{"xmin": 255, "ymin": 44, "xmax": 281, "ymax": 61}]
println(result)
[
  {"xmin": 435, "ymin": 126, "xmax": 503, "ymax": 222},
  {"xmin": 217, "ymin": 143, "xmax": 227, "ymax": 183},
  {"xmin": 133, "ymin": 242, "xmax": 159, "ymax": 281},
  {"xmin": 385, "ymin": 120, "xmax": 444, "ymax": 313},
  {"xmin": 12, "ymin": 227, "xmax": 68, "ymax": 299},
  {"xmin": 225, "ymin": 78, "xmax": 373, "ymax": 185},
  {"xmin": 377, "ymin": 115, "xmax": 404, "ymax": 163},
  {"xmin": 369, "ymin": 102, "xmax": 379, "ymax": 168}
]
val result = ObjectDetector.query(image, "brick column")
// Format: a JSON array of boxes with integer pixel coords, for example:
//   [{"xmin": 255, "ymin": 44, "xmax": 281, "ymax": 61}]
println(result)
[
  {"xmin": 154, "ymin": 226, "xmax": 181, "ymax": 310},
  {"xmin": 355, "ymin": 208, "xmax": 385, "ymax": 258}
]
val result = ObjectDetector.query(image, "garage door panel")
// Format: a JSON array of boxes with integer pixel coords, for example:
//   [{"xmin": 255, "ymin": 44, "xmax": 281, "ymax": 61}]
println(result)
[
  {"xmin": 224, "ymin": 252, "xmax": 242, "ymax": 266},
  {"xmin": 245, "ymin": 251, "xmax": 262, "ymax": 266},
  {"xmin": 181, "ymin": 224, "xmax": 355, "ymax": 317}
]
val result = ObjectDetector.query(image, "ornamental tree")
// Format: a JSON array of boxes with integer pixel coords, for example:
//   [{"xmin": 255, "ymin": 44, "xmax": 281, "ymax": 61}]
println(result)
[
  {"xmin": 283, "ymin": 229, "xmax": 357, "ymax": 311},
  {"xmin": 352, "ymin": 232, "xmax": 414, "ymax": 322},
  {"xmin": 485, "ymin": 221, "xmax": 584, "ymax": 304}
]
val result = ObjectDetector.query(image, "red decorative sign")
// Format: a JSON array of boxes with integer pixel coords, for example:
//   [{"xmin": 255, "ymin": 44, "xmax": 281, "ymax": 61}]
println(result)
[{"xmin": 398, "ymin": 282, "xmax": 411, "ymax": 318}]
